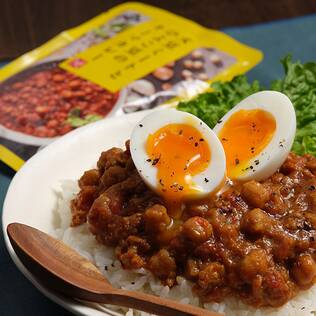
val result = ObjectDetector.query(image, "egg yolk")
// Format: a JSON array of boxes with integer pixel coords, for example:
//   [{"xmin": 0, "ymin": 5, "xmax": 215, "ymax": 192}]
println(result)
[
  {"xmin": 146, "ymin": 123, "xmax": 211, "ymax": 201},
  {"xmin": 218, "ymin": 109, "xmax": 276, "ymax": 179}
]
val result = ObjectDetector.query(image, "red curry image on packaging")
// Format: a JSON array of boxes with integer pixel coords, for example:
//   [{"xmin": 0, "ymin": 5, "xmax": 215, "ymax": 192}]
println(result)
[{"xmin": 0, "ymin": 66, "xmax": 119, "ymax": 138}]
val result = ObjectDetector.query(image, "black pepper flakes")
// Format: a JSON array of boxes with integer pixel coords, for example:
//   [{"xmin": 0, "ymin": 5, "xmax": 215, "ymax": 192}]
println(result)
[
  {"xmin": 189, "ymin": 136, "xmax": 194, "ymax": 140},
  {"xmin": 235, "ymin": 158, "xmax": 240, "ymax": 165},
  {"xmin": 179, "ymin": 130, "xmax": 183, "ymax": 135},
  {"xmin": 250, "ymin": 166, "xmax": 254, "ymax": 170},
  {"xmin": 152, "ymin": 157, "xmax": 160, "ymax": 166},
  {"xmin": 199, "ymin": 138, "xmax": 204, "ymax": 141},
  {"xmin": 178, "ymin": 185, "xmax": 184, "ymax": 191},
  {"xmin": 309, "ymin": 185, "xmax": 315, "ymax": 191},
  {"xmin": 279, "ymin": 140, "xmax": 285, "ymax": 148},
  {"xmin": 204, "ymin": 178, "xmax": 209, "ymax": 183},
  {"xmin": 194, "ymin": 142, "xmax": 198, "ymax": 147},
  {"xmin": 217, "ymin": 119, "xmax": 222, "ymax": 124},
  {"xmin": 146, "ymin": 158, "xmax": 152, "ymax": 162},
  {"xmin": 159, "ymin": 179, "xmax": 164, "ymax": 186},
  {"xmin": 104, "ymin": 266, "xmax": 108, "ymax": 271},
  {"xmin": 139, "ymin": 124, "xmax": 143, "ymax": 127},
  {"xmin": 303, "ymin": 221, "xmax": 312, "ymax": 231},
  {"xmin": 222, "ymin": 137, "xmax": 228, "ymax": 141},
  {"xmin": 255, "ymin": 159, "xmax": 259, "ymax": 165}
]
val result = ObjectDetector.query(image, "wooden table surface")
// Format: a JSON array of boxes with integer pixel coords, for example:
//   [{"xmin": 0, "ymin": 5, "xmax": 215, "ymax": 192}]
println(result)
[{"xmin": 1, "ymin": 0, "xmax": 316, "ymax": 60}]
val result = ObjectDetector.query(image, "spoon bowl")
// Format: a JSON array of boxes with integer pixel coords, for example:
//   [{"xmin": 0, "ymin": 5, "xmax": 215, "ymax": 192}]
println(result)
[{"xmin": 7, "ymin": 223, "xmax": 222, "ymax": 316}]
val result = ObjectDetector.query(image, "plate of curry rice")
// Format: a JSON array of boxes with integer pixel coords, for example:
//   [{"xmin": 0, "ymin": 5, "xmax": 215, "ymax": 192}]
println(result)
[{"xmin": 3, "ymin": 106, "xmax": 316, "ymax": 316}]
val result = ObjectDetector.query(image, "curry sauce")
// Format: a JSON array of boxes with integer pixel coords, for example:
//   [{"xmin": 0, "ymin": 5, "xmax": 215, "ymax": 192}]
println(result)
[{"xmin": 71, "ymin": 141, "xmax": 316, "ymax": 307}]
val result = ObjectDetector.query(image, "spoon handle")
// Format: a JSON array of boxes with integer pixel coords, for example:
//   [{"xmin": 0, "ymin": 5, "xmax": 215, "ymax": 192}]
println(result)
[
  {"xmin": 7, "ymin": 223, "xmax": 221, "ymax": 316},
  {"xmin": 94, "ymin": 288, "xmax": 221, "ymax": 316}
]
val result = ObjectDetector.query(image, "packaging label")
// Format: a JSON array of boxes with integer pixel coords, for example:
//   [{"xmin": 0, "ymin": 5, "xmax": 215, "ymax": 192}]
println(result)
[
  {"xmin": 61, "ymin": 21, "xmax": 200, "ymax": 92},
  {"xmin": 0, "ymin": 2, "xmax": 262, "ymax": 171}
]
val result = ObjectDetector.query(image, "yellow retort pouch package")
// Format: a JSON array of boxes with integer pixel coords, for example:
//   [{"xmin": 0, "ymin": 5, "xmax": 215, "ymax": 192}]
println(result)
[{"xmin": 0, "ymin": 2, "xmax": 262, "ymax": 170}]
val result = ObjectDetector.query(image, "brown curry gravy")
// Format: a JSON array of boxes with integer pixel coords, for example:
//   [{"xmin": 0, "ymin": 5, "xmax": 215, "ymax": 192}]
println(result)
[{"xmin": 71, "ymin": 141, "xmax": 316, "ymax": 307}]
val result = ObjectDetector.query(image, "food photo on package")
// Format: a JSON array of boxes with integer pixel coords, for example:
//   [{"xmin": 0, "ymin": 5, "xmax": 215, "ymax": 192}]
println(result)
[
  {"xmin": 3, "ymin": 2, "xmax": 316, "ymax": 316},
  {"xmin": 0, "ymin": 2, "xmax": 262, "ymax": 170}
]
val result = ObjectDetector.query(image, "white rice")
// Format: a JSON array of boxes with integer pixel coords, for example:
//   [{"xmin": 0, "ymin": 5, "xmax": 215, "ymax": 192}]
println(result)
[{"xmin": 52, "ymin": 180, "xmax": 316, "ymax": 316}]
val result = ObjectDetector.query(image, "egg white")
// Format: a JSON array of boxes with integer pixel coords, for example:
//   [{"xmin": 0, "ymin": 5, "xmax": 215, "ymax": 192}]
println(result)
[
  {"xmin": 130, "ymin": 109, "xmax": 226, "ymax": 199},
  {"xmin": 213, "ymin": 91, "xmax": 296, "ymax": 181}
]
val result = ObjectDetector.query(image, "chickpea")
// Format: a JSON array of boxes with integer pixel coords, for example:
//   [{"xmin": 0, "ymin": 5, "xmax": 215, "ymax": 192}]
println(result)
[
  {"xmin": 152, "ymin": 67, "xmax": 174, "ymax": 81},
  {"xmin": 241, "ymin": 208, "xmax": 273, "ymax": 235},
  {"xmin": 183, "ymin": 216, "xmax": 213, "ymax": 243},
  {"xmin": 181, "ymin": 69, "xmax": 193, "ymax": 79},
  {"xmin": 183, "ymin": 59, "xmax": 194, "ymax": 69},
  {"xmin": 241, "ymin": 180, "xmax": 270, "ymax": 208},
  {"xmin": 239, "ymin": 249, "xmax": 270, "ymax": 280},
  {"xmin": 291, "ymin": 254, "xmax": 316, "ymax": 287},
  {"xmin": 192, "ymin": 50, "xmax": 203, "ymax": 59},
  {"xmin": 197, "ymin": 73, "xmax": 208, "ymax": 81},
  {"xmin": 144, "ymin": 204, "xmax": 171, "ymax": 233},
  {"xmin": 192, "ymin": 61, "xmax": 204, "ymax": 70}
]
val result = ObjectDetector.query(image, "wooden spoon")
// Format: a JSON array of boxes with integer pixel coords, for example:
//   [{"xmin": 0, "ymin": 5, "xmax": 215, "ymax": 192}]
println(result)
[{"xmin": 7, "ymin": 223, "xmax": 222, "ymax": 316}]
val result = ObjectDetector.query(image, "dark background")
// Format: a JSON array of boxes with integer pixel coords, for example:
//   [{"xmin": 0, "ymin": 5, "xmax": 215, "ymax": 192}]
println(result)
[
  {"xmin": 1, "ymin": 0, "xmax": 316, "ymax": 60},
  {"xmin": 1, "ymin": 1, "xmax": 316, "ymax": 316}
]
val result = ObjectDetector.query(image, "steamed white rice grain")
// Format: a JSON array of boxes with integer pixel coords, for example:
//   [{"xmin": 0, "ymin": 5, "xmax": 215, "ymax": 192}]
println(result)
[{"xmin": 52, "ymin": 180, "xmax": 316, "ymax": 316}]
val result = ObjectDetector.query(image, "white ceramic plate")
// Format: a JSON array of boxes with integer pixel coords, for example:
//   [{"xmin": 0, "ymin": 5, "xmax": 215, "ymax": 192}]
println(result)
[{"xmin": 2, "ymin": 110, "xmax": 152, "ymax": 316}]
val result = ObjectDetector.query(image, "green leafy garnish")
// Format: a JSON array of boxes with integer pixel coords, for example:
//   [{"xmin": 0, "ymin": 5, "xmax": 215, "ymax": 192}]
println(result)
[
  {"xmin": 67, "ymin": 108, "xmax": 103, "ymax": 128},
  {"xmin": 272, "ymin": 55, "xmax": 316, "ymax": 155},
  {"xmin": 178, "ymin": 75, "xmax": 262, "ymax": 128},
  {"xmin": 293, "ymin": 122, "xmax": 316, "ymax": 156},
  {"xmin": 177, "ymin": 55, "xmax": 316, "ymax": 156}
]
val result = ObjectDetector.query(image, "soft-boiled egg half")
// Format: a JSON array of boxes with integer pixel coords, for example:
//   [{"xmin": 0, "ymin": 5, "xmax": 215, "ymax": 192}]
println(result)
[
  {"xmin": 214, "ymin": 91, "xmax": 296, "ymax": 181},
  {"xmin": 130, "ymin": 109, "xmax": 226, "ymax": 200}
]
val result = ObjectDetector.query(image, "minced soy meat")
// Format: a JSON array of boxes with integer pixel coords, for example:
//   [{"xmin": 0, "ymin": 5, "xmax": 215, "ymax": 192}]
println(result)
[{"xmin": 71, "ymin": 140, "xmax": 316, "ymax": 307}]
